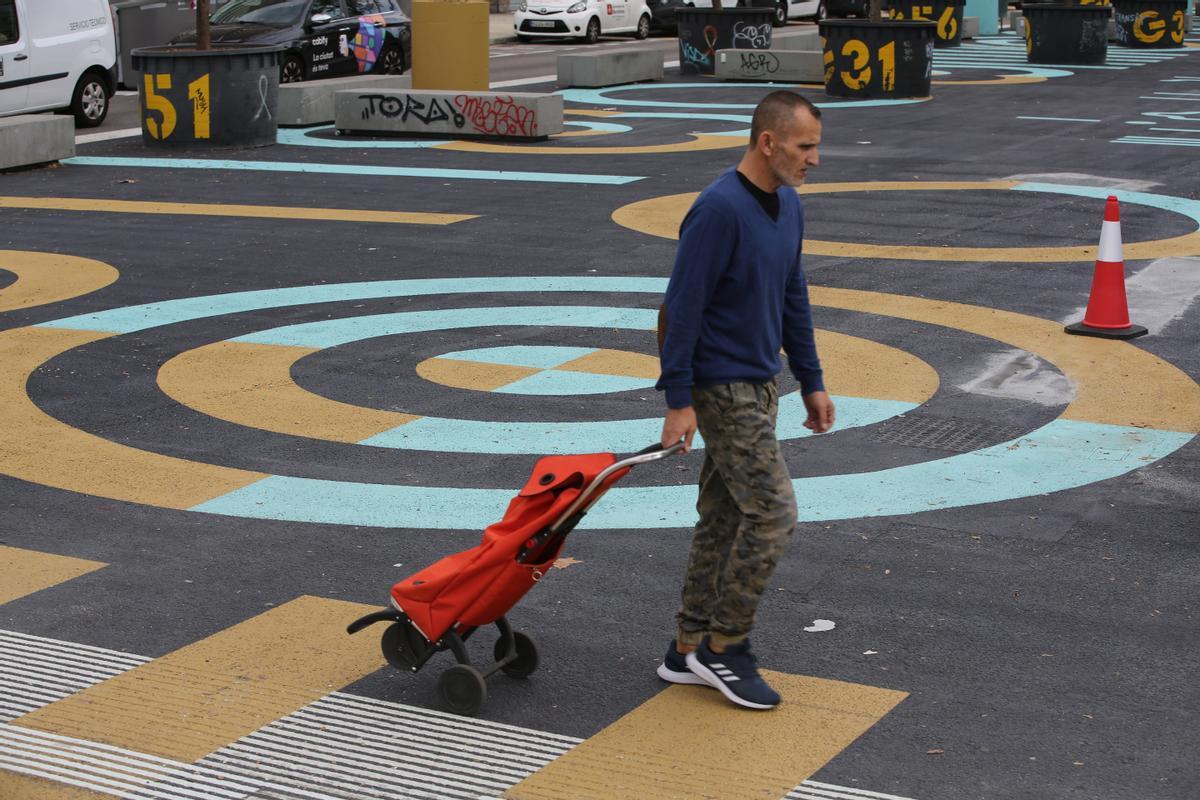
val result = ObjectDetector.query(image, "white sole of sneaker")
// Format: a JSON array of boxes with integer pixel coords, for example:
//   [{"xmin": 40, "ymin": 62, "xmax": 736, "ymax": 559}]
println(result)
[
  {"xmin": 685, "ymin": 652, "xmax": 777, "ymax": 710},
  {"xmin": 656, "ymin": 662, "xmax": 710, "ymax": 686}
]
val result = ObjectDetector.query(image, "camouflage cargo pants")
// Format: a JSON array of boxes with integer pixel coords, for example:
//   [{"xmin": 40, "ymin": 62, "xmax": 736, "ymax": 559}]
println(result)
[{"xmin": 676, "ymin": 381, "xmax": 798, "ymax": 648}]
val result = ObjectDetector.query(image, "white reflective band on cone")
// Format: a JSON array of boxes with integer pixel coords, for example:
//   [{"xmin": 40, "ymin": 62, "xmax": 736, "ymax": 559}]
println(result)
[{"xmin": 1098, "ymin": 219, "xmax": 1124, "ymax": 263}]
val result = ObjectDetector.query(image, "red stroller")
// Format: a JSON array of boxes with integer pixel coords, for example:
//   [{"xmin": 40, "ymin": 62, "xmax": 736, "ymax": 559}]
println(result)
[{"xmin": 348, "ymin": 442, "xmax": 682, "ymax": 715}]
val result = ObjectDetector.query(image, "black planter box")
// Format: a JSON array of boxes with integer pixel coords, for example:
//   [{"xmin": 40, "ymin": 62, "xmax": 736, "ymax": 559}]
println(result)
[
  {"xmin": 132, "ymin": 45, "xmax": 284, "ymax": 148},
  {"xmin": 677, "ymin": 7, "xmax": 775, "ymax": 75},
  {"xmin": 1112, "ymin": 0, "xmax": 1188, "ymax": 46},
  {"xmin": 1022, "ymin": 4, "xmax": 1110, "ymax": 63},
  {"xmin": 820, "ymin": 20, "xmax": 935, "ymax": 98},
  {"xmin": 890, "ymin": 0, "xmax": 968, "ymax": 46}
]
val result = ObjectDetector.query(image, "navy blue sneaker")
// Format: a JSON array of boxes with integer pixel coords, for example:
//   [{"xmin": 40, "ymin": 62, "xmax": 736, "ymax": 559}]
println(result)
[
  {"xmin": 685, "ymin": 637, "xmax": 781, "ymax": 709},
  {"xmin": 656, "ymin": 640, "xmax": 709, "ymax": 686}
]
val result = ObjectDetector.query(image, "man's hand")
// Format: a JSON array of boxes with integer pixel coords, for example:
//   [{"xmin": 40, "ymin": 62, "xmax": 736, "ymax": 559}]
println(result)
[
  {"xmin": 802, "ymin": 390, "xmax": 835, "ymax": 434},
  {"xmin": 662, "ymin": 406, "xmax": 698, "ymax": 452}
]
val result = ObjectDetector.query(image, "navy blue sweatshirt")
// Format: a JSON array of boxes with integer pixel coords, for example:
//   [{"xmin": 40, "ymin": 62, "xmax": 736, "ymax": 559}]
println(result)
[{"xmin": 656, "ymin": 168, "xmax": 824, "ymax": 409}]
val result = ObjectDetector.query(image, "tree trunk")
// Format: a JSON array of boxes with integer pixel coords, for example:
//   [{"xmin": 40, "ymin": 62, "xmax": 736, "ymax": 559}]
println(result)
[
  {"xmin": 869, "ymin": 0, "xmax": 882, "ymax": 22},
  {"xmin": 197, "ymin": 0, "xmax": 211, "ymax": 51}
]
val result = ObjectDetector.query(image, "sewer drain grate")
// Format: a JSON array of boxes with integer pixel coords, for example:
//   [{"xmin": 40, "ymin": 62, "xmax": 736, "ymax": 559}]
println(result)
[{"xmin": 871, "ymin": 415, "xmax": 1029, "ymax": 453}]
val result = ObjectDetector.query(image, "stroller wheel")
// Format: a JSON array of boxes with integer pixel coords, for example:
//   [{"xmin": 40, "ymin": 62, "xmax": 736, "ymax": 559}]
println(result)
[
  {"xmin": 438, "ymin": 664, "xmax": 487, "ymax": 715},
  {"xmin": 496, "ymin": 630, "xmax": 539, "ymax": 679},
  {"xmin": 381, "ymin": 621, "xmax": 428, "ymax": 670}
]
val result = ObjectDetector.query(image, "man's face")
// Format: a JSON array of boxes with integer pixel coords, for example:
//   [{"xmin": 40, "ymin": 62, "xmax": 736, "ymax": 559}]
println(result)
[{"xmin": 764, "ymin": 108, "xmax": 821, "ymax": 187}]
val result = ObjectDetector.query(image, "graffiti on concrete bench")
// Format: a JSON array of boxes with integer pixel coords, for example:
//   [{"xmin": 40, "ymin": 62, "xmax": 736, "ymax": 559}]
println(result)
[{"xmin": 337, "ymin": 89, "xmax": 562, "ymax": 139}]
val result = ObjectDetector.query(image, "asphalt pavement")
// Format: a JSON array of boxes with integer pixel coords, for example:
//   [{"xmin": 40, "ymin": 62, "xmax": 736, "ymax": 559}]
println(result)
[{"xmin": 2, "ymin": 25, "xmax": 1199, "ymax": 800}]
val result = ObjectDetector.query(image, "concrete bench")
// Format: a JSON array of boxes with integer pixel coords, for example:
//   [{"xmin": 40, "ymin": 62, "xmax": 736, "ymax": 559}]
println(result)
[
  {"xmin": 962, "ymin": 15, "xmax": 980, "ymax": 38},
  {"xmin": 773, "ymin": 29, "xmax": 819, "ymax": 50},
  {"xmin": 716, "ymin": 49, "xmax": 824, "ymax": 82},
  {"xmin": 557, "ymin": 49, "xmax": 663, "ymax": 88},
  {"xmin": 278, "ymin": 74, "xmax": 412, "ymax": 127},
  {"xmin": 0, "ymin": 115, "xmax": 74, "ymax": 172},
  {"xmin": 334, "ymin": 89, "xmax": 563, "ymax": 139}
]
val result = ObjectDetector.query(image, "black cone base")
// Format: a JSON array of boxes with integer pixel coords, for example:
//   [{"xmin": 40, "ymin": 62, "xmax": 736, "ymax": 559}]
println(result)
[{"xmin": 1064, "ymin": 322, "xmax": 1149, "ymax": 339}]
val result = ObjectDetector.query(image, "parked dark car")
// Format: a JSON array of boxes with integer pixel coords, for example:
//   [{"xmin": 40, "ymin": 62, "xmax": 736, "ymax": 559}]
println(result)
[{"xmin": 170, "ymin": 0, "xmax": 411, "ymax": 83}]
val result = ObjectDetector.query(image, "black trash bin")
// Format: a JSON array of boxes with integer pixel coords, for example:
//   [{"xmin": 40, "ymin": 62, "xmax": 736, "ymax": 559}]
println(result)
[
  {"xmin": 132, "ymin": 45, "xmax": 283, "ymax": 148},
  {"xmin": 889, "ymin": 0, "xmax": 968, "ymax": 46},
  {"xmin": 820, "ymin": 20, "xmax": 935, "ymax": 98},
  {"xmin": 677, "ymin": 7, "xmax": 775, "ymax": 75},
  {"xmin": 1112, "ymin": 0, "xmax": 1187, "ymax": 46},
  {"xmin": 1022, "ymin": 4, "xmax": 1110, "ymax": 63}
]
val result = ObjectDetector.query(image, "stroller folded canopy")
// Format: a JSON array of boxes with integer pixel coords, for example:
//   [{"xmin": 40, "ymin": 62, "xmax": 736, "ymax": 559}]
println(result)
[{"xmin": 391, "ymin": 453, "xmax": 630, "ymax": 643}]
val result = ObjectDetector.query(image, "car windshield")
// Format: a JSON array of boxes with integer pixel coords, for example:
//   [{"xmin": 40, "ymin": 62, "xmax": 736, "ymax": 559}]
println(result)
[{"xmin": 210, "ymin": 0, "xmax": 309, "ymax": 26}]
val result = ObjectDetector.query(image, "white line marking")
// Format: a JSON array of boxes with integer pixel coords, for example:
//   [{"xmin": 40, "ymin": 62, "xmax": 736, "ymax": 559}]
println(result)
[{"xmin": 75, "ymin": 127, "xmax": 142, "ymax": 144}]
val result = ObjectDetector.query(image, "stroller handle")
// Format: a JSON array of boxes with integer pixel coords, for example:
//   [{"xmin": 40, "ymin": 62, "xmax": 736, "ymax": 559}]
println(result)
[{"xmin": 549, "ymin": 442, "xmax": 685, "ymax": 532}]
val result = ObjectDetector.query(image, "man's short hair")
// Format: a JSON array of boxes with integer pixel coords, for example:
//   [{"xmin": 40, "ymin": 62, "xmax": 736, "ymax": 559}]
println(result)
[{"xmin": 749, "ymin": 91, "xmax": 821, "ymax": 146}]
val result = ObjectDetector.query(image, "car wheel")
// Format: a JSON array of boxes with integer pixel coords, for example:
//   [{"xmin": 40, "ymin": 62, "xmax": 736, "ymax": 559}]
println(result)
[
  {"xmin": 280, "ymin": 53, "xmax": 305, "ymax": 83},
  {"xmin": 582, "ymin": 16, "xmax": 601, "ymax": 43},
  {"xmin": 772, "ymin": 1, "xmax": 787, "ymax": 26},
  {"xmin": 813, "ymin": 0, "xmax": 826, "ymax": 19},
  {"xmin": 378, "ymin": 43, "xmax": 404, "ymax": 74},
  {"xmin": 70, "ymin": 71, "xmax": 109, "ymax": 128},
  {"xmin": 516, "ymin": 33, "xmax": 534, "ymax": 42},
  {"xmin": 635, "ymin": 12, "xmax": 651, "ymax": 38}
]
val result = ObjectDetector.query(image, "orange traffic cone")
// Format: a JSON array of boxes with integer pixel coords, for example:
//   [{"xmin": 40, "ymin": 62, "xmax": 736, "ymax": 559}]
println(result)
[{"xmin": 1065, "ymin": 195, "xmax": 1148, "ymax": 340}]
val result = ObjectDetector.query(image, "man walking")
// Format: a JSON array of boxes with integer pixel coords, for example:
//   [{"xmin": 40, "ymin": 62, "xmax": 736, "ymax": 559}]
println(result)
[{"xmin": 655, "ymin": 90, "xmax": 834, "ymax": 710}]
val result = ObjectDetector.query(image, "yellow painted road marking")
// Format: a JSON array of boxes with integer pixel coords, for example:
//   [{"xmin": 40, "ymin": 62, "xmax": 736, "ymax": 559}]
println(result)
[
  {"xmin": 611, "ymin": 181, "xmax": 1200, "ymax": 262},
  {"xmin": 13, "ymin": 596, "xmax": 385, "ymax": 762},
  {"xmin": 556, "ymin": 348, "xmax": 660, "ymax": 379},
  {"xmin": 157, "ymin": 341, "xmax": 418, "ymax": 443},
  {"xmin": 813, "ymin": 287, "xmax": 1200, "ymax": 432},
  {"xmin": 507, "ymin": 673, "xmax": 908, "ymax": 800},
  {"xmin": 0, "ymin": 546, "xmax": 105, "ymax": 605},
  {"xmin": 0, "ymin": 251, "xmax": 119, "ymax": 313},
  {"xmin": 161, "ymin": 336, "xmax": 938, "ymax": 442},
  {"xmin": 0, "ymin": 197, "xmax": 478, "ymax": 226},
  {"xmin": 0, "ymin": 327, "xmax": 266, "ymax": 508},
  {"xmin": 815, "ymin": 330, "xmax": 940, "ymax": 404},
  {"xmin": 416, "ymin": 356, "xmax": 541, "ymax": 391},
  {"xmin": 0, "ymin": 772, "xmax": 112, "ymax": 800},
  {"xmin": 437, "ymin": 133, "xmax": 746, "ymax": 155},
  {"xmin": 934, "ymin": 74, "xmax": 1047, "ymax": 85}
]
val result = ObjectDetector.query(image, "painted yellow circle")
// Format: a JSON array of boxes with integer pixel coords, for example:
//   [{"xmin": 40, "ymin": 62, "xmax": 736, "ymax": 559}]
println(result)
[
  {"xmin": 611, "ymin": 181, "xmax": 1200, "ymax": 262},
  {"xmin": 0, "ymin": 250, "xmax": 119, "ymax": 312}
]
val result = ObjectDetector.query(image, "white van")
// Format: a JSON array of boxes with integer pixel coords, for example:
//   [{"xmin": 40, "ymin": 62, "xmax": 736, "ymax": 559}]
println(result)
[
  {"xmin": 514, "ymin": 0, "xmax": 654, "ymax": 44},
  {"xmin": 0, "ymin": 0, "xmax": 117, "ymax": 127}
]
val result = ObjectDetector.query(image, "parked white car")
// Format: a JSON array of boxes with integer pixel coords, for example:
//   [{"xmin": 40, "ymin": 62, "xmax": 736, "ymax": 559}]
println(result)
[
  {"xmin": 514, "ymin": 0, "xmax": 653, "ymax": 43},
  {"xmin": 0, "ymin": 0, "xmax": 116, "ymax": 127},
  {"xmin": 686, "ymin": 0, "xmax": 824, "ymax": 27}
]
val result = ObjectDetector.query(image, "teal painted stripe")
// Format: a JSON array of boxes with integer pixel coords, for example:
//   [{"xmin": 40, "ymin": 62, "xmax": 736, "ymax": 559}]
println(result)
[
  {"xmin": 233, "ymin": 306, "xmax": 656, "ymax": 347},
  {"xmin": 61, "ymin": 156, "xmax": 644, "ymax": 186},
  {"xmin": 36, "ymin": 276, "xmax": 670, "ymax": 334},
  {"xmin": 494, "ymin": 370, "xmax": 654, "ymax": 396},
  {"xmin": 191, "ymin": 420, "xmax": 1193, "ymax": 528},
  {"xmin": 362, "ymin": 395, "xmax": 916, "ymax": 454},
  {"xmin": 1017, "ymin": 116, "xmax": 1101, "ymax": 123},
  {"xmin": 439, "ymin": 345, "xmax": 597, "ymax": 369},
  {"xmin": 1014, "ymin": 182, "xmax": 1200, "ymax": 224}
]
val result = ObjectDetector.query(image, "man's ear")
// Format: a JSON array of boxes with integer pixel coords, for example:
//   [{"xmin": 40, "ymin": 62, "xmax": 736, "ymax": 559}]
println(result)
[{"xmin": 759, "ymin": 130, "xmax": 775, "ymax": 156}]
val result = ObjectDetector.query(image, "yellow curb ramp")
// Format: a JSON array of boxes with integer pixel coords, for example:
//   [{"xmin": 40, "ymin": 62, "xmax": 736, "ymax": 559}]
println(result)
[{"xmin": 507, "ymin": 673, "xmax": 908, "ymax": 800}]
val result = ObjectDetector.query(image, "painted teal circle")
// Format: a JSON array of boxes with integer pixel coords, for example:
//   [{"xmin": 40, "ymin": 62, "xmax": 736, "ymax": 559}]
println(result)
[{"xmin": 427, "ymin": 345, "xmax": 658, "ymax": 396}]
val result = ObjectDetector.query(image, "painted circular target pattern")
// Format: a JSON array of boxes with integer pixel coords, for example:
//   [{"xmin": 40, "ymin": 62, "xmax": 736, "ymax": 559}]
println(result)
[{"xmin": 3, "ymin": 271, "xmax": 1196, "ymax": 532}]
